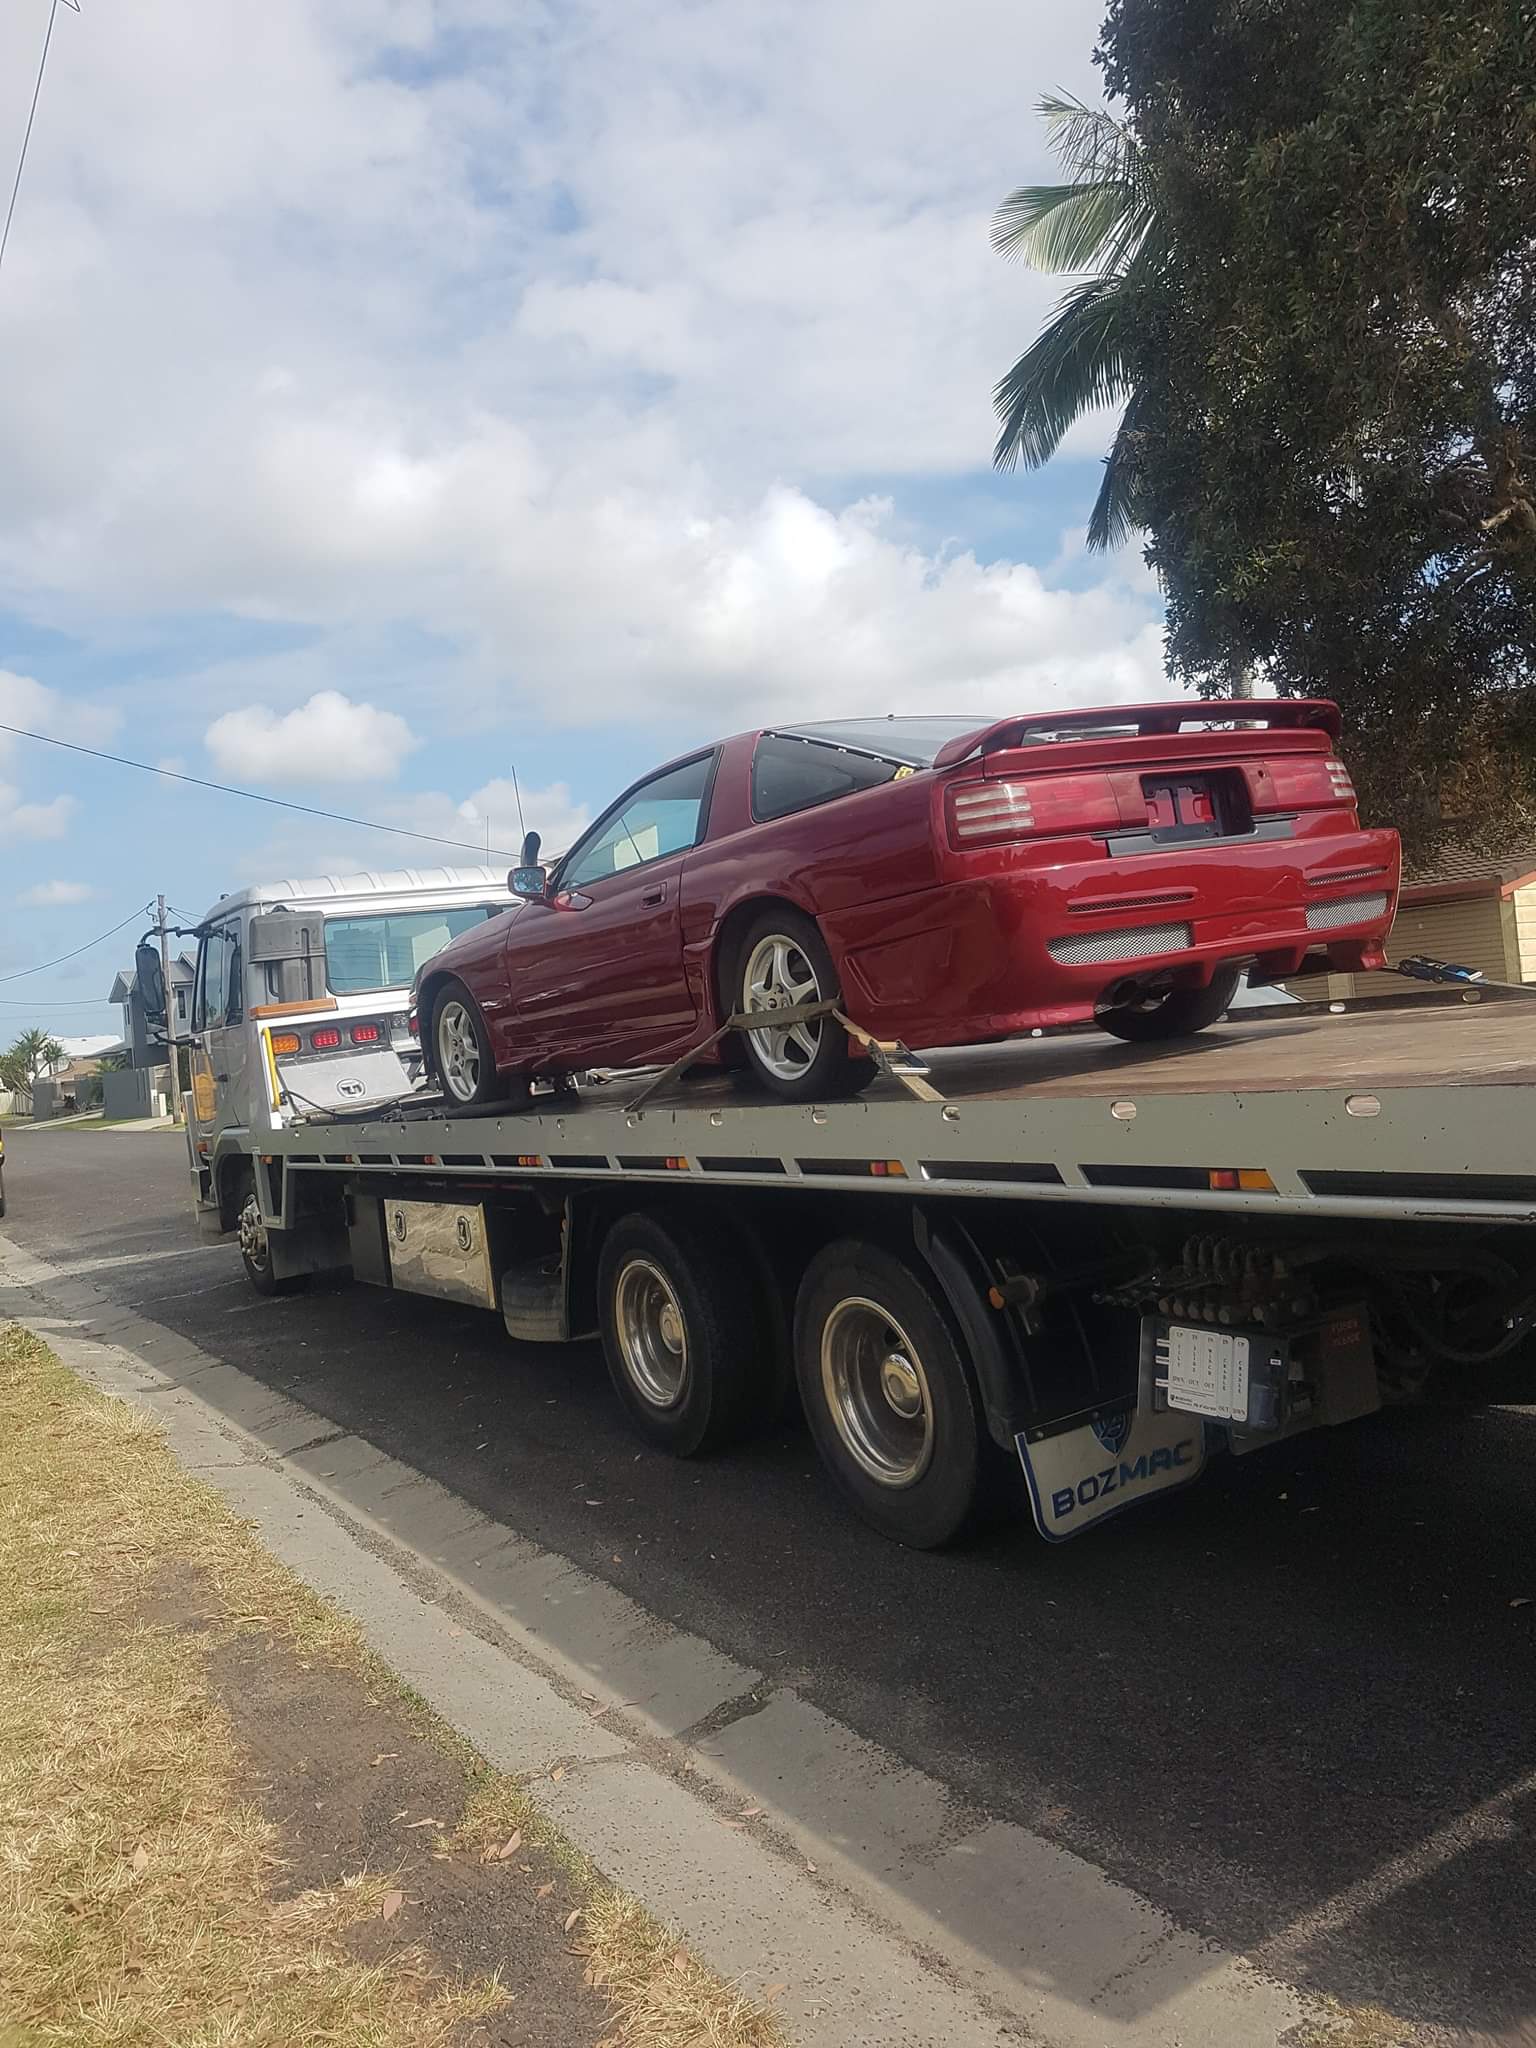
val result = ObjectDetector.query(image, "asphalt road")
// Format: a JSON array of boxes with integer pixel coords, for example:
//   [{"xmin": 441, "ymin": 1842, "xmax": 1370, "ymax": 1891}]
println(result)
[{"xmin": 7, "ymin": 1120, "xmax": 1536, "ymax": 2043}]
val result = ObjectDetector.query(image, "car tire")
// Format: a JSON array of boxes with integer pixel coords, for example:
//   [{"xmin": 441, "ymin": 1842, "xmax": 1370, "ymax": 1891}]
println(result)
[
  {"xmin": 1095, "ymin": 965, "xmax": 1244, "ymax": 1044},
  {"xmin": 729, "ymin": 908, "xmax": 872, "ymax": 1103},
  {"xmin": 431, "ymin": 979, "xmax": 513, "ymax": 1108},
  {"xmin": 597, "ymin": 1211, "xmax": 769, "ymax": 1455},
  {"xmin": 793, "ymin": 1239, "xmax": 983, "ymax": 1548},
  {"xmin": 238, "ymin": 1187, "xmax": 309, "ymax": 1298}
]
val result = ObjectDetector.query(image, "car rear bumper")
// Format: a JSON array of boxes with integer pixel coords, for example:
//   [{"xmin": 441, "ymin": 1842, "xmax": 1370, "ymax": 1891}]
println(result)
[{"xmin": 825, "ymin": 827, "xmax": 1400, "ymax": 1041}]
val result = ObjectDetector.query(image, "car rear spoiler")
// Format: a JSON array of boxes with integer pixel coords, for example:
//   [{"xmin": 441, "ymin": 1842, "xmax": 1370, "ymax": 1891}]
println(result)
[{"xmin": 931, "ymin": 699, "xmax": 1343, "ymax": 769}]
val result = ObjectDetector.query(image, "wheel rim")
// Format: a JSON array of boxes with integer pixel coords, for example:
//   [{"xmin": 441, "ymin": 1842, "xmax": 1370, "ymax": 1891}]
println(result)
[
  {"xmin": 820, "ymin": 1296, "xmax": 934, "ymax": 1489},
  {"xmin": 613, "ymin": 1257, "xmax": 689, "ymax": 1409},
  {"xmin": 742, "ymin": 933, "xmax": 824, "ymax": 1081},
  {"xmin": 437, "ymin": 1000, "xmax": 481, "ymax": 1103},
  {"xmin": 238, "ymin": 1192, "xmax": 269, "ymax": 1274}
]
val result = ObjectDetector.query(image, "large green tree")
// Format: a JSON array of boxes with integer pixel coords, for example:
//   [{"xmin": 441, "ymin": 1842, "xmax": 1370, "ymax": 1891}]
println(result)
[{"xmin": 1096, "ymin": 0, "xmax": 1536, "ymax": 853}]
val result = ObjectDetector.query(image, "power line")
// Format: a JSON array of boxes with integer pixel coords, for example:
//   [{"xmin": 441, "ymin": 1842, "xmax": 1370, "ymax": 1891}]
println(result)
[
  {"xmin": 0, "ymin": 901, "xmax": 152, "ymax": 983},
  {"xmin": 0, "ymin": 996, "xmax": 120, "ymax": 1008},
  {"xmin": 0, "ymin": 723, "xmax": 519, "ymax": 859},
  {"xmin": 0, "ymin": 0, "xmax": 79, "ymax": 284}
]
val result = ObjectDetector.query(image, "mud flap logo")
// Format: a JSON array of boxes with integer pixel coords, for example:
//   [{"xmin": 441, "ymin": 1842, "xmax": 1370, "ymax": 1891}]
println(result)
[{"xmin": 1017, "ymin": 1405, "xmax": 1206, "ymax": 1543}]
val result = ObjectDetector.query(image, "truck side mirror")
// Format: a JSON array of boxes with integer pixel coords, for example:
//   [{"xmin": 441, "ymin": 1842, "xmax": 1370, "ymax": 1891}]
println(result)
[
  {"xmin": 519, "ymin": 830, "xmax": 542, "ymax": 868},
  {"xmin": 134, "ymin": 942, "xmax": 167, "ymax": 1027}
]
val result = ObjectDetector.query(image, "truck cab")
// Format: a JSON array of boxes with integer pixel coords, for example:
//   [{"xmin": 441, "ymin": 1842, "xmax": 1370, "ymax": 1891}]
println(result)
[{"xmin": 177, "ymin": 867, "xmax": 513, "ymax": 1232}]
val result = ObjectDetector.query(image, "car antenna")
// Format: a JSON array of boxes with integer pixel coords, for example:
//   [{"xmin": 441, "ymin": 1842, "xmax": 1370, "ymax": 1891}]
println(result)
[{"xmin": 510, "ymin": 762, "xmax": 527, "ymax": 842}]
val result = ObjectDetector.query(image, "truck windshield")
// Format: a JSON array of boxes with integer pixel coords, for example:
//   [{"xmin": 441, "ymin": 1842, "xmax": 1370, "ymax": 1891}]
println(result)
[{"xmin": 324, "ymin": 908, "xmax": 500, "ymax": 995}]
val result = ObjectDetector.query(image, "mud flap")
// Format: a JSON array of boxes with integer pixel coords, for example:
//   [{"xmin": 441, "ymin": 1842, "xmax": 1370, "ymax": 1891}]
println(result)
[{"xmin": 1017, "ymin": 1404, "xmax": 1206, "ymax": 1543}]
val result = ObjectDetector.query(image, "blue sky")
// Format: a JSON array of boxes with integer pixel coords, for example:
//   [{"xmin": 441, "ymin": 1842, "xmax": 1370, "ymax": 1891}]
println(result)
[{"xmin": 0, "ymin": 0, "xmax": 1162, "ymax": 1041}]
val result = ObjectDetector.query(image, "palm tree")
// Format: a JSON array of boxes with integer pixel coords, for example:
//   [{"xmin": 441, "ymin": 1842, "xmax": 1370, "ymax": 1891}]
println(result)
[
  {"xmin": 991, "ymin": 94, "xmax": 1162, "ymax": 551},
  {"xmin": 0, "ymin": 1028, "xmax": 66, "ymax": 1091}
]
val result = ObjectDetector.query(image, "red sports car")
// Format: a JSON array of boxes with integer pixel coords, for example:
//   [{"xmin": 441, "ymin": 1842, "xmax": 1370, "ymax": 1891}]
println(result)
[{"xmin": 417, "ymin": 701, "xmax": 1399, "ymax": 1106}]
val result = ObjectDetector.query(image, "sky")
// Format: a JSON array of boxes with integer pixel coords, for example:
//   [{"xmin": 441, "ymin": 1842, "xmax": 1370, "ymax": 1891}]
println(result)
[{"xmin": 0, "ymin": 0, "xmax": 1164, "ymax": 1039}]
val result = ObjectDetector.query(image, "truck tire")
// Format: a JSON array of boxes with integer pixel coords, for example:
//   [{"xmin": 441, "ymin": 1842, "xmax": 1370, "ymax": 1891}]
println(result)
[
  {"xmin": 1095, "ymin": 965, "xmax": 1242, "ymax": 1044},
  {"xmin": 793, "ymin": 1239, "xmax": 983, "ymax": 1548},
  {"xmin": 237, "ymin": 1187, "xmax": 309, "ymax": 1298},
  {"xmin": 597, "ymin": 1210, "xmax": 764, "ymax": 1455}
]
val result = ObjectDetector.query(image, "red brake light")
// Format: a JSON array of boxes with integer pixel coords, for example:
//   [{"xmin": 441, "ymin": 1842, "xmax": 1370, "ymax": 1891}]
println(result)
[
  {"xmin": 1251, "ymin": 754, "xmax": 1357, "ymax": 812},
  {"xmin": 947, "ymin": 771, "xmax": 1121, "ymax": 847},
  {"xmin": 350, "ymin": 1023, "xmax": 382, "ymax": 1044},
  {"xmin": 310, "ymin": 1026, "xmax": 342, "ymax": 1050}
]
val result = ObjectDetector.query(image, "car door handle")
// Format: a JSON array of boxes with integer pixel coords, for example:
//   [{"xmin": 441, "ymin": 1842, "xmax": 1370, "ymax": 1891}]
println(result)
[{"xmin": 640, "ymin": 885, "xmax": 668, "ymax": 906}]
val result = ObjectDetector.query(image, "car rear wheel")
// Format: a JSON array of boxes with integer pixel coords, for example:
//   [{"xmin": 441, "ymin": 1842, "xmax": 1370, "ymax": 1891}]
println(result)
[
  {"xmin": 1095, "ymin": 965, "xmax": 1243, "ymax": 1044},
  {"xmin": 431, "ymin": 980, "xmax": 512, "ymax": 1108},
  {"xmin": 731, "ymin": 909, "xmax": 871, "ymax": 1102}
]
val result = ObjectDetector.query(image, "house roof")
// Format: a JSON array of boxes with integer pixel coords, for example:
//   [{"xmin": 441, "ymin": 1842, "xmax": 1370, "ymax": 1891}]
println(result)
[{"xmin": 1401, "ymin": 845, "xmax": 1536, "ymax": 903}]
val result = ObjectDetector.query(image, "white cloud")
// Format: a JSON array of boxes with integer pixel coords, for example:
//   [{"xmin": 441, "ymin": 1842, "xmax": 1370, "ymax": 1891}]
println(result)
[
  {"xmin": 18, "ymin": 879, "xmax": 97, "ymax": 906},
  {"xmin": 204, "ymin": 690, "xmax": 419, "ymax": 784},
  {"xmin": 0, "ymin": 784, "xmax": 75, "ymax": 840},
  {"xmin": 0, "ymin": 0, "xmax": 1159, "ymax": 746}
]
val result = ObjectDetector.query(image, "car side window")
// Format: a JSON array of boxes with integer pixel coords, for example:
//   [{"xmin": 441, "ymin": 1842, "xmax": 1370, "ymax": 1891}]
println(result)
[
  {"xmin": 751, "ymin": 734, "xmax": 902, "ymax": 822},
  {"xmin": 562, "ymin": 755, "xmax": 714, "ymax": 890}
]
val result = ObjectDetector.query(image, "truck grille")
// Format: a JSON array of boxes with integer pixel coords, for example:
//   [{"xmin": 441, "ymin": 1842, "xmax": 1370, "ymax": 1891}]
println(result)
[
  {"xmin": 1305, "ymin": 892, "xmax": 1389, "ymax": 932},
  {"xmin": 1046, "ymin": 921, "xmax": 1193, "ymax": 966}
]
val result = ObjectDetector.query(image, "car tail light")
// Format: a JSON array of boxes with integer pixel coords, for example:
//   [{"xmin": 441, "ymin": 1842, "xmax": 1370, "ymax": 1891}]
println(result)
[
  {"xmin": 269, "ymin": 1031, "xmax": 301, "ymax": 1056},
  {"xmin": 310, "ymin": 1026, "xmax": 342, "ymax": 1050},
  {"xmin": 947, "ymin": 771, "xmax": 1120, "ymax": 847},
  {"xmin": 1252, "ymin": 754, "xmax": 1357, "ymax": 811},
  {"xmin": 350, "ymin": 1022, "xmax": 382, "ymax": 1044}
]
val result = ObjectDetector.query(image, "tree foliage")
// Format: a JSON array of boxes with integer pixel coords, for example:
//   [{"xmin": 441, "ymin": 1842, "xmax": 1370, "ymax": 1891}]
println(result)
[
  {"xmin": 991, "ymin": 97, "xmax": 1164, "ymax": 550},
  {"xmin": 0, "ymin": 1030, "xmax": 66, "ymax": 1093},
  {"xmin": 1099, "ymin": 0, "xmax": 1536, "ymax": 852}
]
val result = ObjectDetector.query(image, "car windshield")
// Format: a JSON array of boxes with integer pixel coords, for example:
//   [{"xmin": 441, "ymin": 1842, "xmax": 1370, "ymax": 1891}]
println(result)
[
  {"xmin": 324, "ymin": 908, "xmax": 500, "ymax": 994},
  {"xmin": 775, "ymin": 716, "xmax": 986, "ymax": 767}
]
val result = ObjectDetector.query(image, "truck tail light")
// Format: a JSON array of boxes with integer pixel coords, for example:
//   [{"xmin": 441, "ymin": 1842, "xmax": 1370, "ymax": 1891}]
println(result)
[
  {"xmin": 946, "ymin": 771, "xmax": 1120, "ymax": 847},
  {"xmin": 310, "ymin": 1026, "xmax": 342, "ymax": 1050},
  {"xmin": 350, "ymin": 1022, "xmax": 382, "ymax": 1044},
  {"xmin": 270, "ymin": 1032, "xmax": 301, "ymax": 1056}
]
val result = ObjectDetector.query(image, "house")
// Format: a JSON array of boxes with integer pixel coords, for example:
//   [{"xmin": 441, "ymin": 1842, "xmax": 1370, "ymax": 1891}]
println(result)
[
  {"xmin": 1290, "ymin": 845, "xmax": 1536, "ymax": 1001},
  {"xmin": 108, "ymin": 952, "xmax": 195, "ymax": 1068}
]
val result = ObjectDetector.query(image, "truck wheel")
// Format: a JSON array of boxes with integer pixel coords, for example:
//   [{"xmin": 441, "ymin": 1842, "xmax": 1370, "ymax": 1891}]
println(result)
[
  {"xmin": 238, "ymin": 1189, "xmax": 309, "ymax": 1298},
  {"xmin": 730, "ymin": 909, "xmax": 873, "ymax": 1103},
  {"xmin": 1095, "ymin": 965, "xmax": 1242, "ymax": 1044},
  {"xmin": 597, "ymin": 1211, "xmax": 764, "ymax": 1454},
  {"xmin": 793, "ymin": 1240, "xmax": 982, "ymax": 1548}
]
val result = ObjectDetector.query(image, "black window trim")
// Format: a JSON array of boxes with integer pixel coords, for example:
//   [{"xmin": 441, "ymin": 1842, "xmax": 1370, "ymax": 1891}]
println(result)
[
  {"xmin": 553, "ymin": 747, "xmax": 721, "ymax": 893},
  {"xmin": 749, "ymin": 730, "xmax": 913, "ymax": 826}
]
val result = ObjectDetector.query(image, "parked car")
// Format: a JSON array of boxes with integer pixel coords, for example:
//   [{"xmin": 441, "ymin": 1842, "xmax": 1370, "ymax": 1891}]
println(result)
[{"xmin": 416, "ymin": 702, "xmax": 1400, "ymax": 1106}]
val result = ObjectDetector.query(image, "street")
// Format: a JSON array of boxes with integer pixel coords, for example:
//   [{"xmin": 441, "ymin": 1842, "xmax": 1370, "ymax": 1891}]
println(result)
[{"xmin": 6, "ymin": 1119, "xmax": 1536, "ymax": 2043}]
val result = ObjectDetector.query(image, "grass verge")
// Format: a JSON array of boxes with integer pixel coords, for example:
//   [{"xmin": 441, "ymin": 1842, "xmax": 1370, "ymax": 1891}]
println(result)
[{"xmin": 0, "ymin": 1322, "xmax": 786, "ymax": 2048}]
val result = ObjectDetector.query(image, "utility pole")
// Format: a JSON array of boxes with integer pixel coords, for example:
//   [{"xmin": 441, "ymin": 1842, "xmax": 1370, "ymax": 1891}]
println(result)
[{"xmin": 157, "ymin": 894, "xmax": 184, "ymax": 1126}]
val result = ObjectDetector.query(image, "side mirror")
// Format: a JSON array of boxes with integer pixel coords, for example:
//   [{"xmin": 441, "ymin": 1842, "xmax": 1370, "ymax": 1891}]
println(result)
[
  {"xmin": 134, "ymin": 941, "xmax": 167, "ymax": 1026},
  {"xmin": 509, "ymin": 866, "xmax": 548, "ymax": 901}
]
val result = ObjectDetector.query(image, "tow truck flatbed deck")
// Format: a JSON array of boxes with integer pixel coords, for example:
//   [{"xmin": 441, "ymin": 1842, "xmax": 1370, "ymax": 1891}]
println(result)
[{"xmin": 267, "ymin": 997, "xmax": 1536, "ymax": 1225}]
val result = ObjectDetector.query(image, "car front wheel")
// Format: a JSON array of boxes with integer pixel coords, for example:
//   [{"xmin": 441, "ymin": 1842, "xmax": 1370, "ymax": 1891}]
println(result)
[{"xmin": 431, "ymin": 980, "xmax": 512, "ymax": 1108}]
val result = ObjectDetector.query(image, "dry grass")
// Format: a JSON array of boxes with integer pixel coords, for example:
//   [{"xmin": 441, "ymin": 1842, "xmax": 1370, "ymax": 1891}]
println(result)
[
  {"xmin": 0, "ymin": 1322, "xmax": 787, "ymax": 2048},
  {"xmin": 0, "ymin": 1323, "xmax": 507, "ymax": 2046},
  {"xmin": 580, "ymin": 1894, "xmax": 787, "ymax": 2048}
]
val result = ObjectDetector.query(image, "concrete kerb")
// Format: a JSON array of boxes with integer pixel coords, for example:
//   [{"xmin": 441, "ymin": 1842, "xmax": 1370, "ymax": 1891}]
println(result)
[{"xmin": 0, "ymin": 1230, "xmax": 1321, "ymax": 2048}]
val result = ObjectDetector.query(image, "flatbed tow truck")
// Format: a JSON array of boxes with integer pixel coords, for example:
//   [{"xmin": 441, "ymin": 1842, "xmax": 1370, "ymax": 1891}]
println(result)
[{"xmin": 186, "ymin": 947, "xmax": 1536, "ymax": 1547}]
